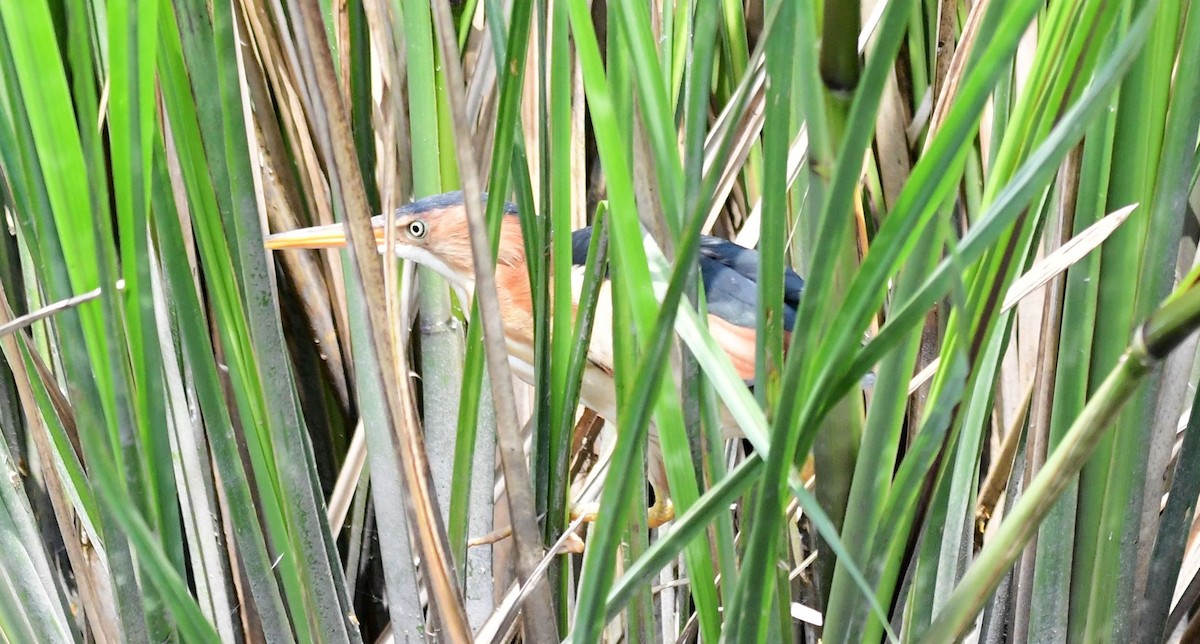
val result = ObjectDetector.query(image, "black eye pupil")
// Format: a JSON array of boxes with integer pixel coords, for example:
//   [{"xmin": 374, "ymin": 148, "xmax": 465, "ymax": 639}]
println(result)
[{"xmin": 410, "ymin": 221, "xmax": 424, "ymax": 237}]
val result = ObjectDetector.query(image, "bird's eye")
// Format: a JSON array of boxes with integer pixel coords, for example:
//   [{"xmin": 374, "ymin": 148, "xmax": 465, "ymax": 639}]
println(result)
[{"xmin": 407, "ymin": 220, "xmax": 427, "ymax": 239}]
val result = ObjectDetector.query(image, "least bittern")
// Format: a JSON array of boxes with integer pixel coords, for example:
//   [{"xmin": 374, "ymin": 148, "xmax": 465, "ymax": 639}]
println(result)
[{"xmin": 266, "ymin": 191, "xmax": 804, "ymax": 527}]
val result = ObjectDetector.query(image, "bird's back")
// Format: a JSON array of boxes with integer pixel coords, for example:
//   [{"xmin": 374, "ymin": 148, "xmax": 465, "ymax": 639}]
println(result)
[{"xmin": 569, "ymin": 227, "xmax": 805, "ymax": 333}]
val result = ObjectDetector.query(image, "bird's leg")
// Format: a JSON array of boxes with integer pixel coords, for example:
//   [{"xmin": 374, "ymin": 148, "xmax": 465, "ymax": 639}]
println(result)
[
  {"xmin": 468, "ymin": 524, "xmax": 515, "ymax": 547},
  {"xmin": 566, "ymin": 432, "xmax": 676, "ymax": 527},
  {"xmin": 469, "ymin": 524, "xmax": 585, "ymax": 554}
]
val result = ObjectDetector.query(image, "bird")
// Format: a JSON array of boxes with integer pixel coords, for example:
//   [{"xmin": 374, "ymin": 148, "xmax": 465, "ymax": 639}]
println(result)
[{"xmin": 265, "ymin": 190, "xmax": 805, "ymax": 528}]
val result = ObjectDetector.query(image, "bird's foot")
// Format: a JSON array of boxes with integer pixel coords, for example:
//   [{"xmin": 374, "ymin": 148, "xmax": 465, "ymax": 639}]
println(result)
[
  {"xmin": 647, "ymin": 498, "xmax": 675, "ymax": 528},
  {"xmin": 567, "ymin": 499, "xmax": 675, "ymax": 528},
  {"xmin": 561, "ymin": 532, "xmax": 586, "ymax": 554},
  {"xmin": 569, "ymin": 502, "xmax": 600, "ymax": 524}
]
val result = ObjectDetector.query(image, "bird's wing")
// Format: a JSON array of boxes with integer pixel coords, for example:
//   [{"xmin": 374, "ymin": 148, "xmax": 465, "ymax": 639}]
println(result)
[
  {"xmin": 571, "ymin": 228, "xmax": 805, "ymax": 325},
  {"xmin": 570, "ymin": 227, "xmax": 803, "ymax": 383},
  {"xmin": 698, "ymin": 235, "xmax": 805, "ymax": 330}
]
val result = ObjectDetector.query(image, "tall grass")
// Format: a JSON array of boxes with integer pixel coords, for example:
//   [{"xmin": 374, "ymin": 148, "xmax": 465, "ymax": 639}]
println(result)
[{"xmin": 0, "ymin": 0, "xmax": 1199, "ymax": 641}]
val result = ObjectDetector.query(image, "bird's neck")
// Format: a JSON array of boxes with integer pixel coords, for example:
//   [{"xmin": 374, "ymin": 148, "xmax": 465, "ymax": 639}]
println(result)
[
  {"xmin": 488, "ymin": 220, "xmax": 536, "ymax": 350},
  {"xmin": 493, "ymin": 261, "xmax": 535, "ymax": 341}
]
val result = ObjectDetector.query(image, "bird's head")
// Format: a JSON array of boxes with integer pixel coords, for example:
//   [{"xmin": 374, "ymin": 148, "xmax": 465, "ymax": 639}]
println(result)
[{"xmin": 264, "ymin": 191, "xmax": 527, "ymax": 299}]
